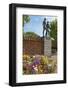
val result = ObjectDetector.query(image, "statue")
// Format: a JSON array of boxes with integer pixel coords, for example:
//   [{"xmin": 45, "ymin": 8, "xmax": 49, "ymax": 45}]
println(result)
[{"xmin": 43, "ymin": 18, "xmax": 50, "ymax": 38}]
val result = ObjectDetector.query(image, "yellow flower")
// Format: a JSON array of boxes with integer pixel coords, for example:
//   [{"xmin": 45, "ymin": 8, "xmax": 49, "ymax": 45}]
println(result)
[
  {"xmin": 23, "ymin": 55, "xmax": 30, "ymax": 61},
  {"xmin": 41, "ymin": 56, "xmax": 49, "ymax": 65}
]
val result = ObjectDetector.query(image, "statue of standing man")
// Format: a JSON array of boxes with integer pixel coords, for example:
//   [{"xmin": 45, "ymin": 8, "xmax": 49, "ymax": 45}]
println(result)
[{"xmin": 43, "ymin": 18, "xmax": 50, "ymax": 38}]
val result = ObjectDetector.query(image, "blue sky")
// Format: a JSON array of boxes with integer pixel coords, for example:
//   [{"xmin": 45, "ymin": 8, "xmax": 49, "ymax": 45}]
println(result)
[{"xmin": 23, "ymin": 15, "xmax": 57, "ymax": 36}]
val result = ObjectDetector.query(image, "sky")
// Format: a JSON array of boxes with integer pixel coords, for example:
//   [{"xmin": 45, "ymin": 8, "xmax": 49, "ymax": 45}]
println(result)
[{"xmin": 23, "ymin": 15, "xmax": 57, "ymax": 37}]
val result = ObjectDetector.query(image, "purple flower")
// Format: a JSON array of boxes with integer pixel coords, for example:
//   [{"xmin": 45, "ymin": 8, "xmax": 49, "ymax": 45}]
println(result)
[
  {"xmin": 32, "ymin": 55, "xmax": 41, "ymax": 65},
  {"xmin": 33, "ymin": 59, "xmax": 40, "ymax": 65}
]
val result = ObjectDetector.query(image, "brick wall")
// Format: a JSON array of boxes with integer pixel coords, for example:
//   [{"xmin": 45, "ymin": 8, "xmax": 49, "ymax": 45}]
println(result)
[
  {"xmin": 23, "ymin": 37, "xmax": 57, "ymax": 55},
  {"xmin": 23, "ymin": 38, "xmax": 44, "ymax": 55}
]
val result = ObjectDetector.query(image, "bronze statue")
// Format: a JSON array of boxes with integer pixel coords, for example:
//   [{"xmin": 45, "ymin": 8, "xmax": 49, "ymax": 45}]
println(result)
[{"xmin": 43, "ymin": 18, "xmax": 50, "ymax": 38}]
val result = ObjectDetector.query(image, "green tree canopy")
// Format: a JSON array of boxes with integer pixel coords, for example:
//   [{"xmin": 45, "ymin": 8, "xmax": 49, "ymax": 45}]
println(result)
[
  {"xmin": 24, "ymin": 32, "xmax": 40, "ymax": 38},
  {"xmin": 23, "ymin": 15, "xmax": 30, "ymax": 26},
  {"xmin": 50, "ymin": 19, "xmax": 57, "ymax": 49},
  {"xmin": 50, "ymin": 19, "xmax": 57, "ymax": 41}
]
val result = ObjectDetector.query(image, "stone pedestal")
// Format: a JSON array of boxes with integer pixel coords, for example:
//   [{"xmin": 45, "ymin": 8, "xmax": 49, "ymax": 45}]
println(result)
[{"xmin": 44, "ymin": 38, "xmax": 51, "ymax": 56}]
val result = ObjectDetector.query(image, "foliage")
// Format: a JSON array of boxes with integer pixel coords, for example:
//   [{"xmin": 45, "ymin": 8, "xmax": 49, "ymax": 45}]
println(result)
[
  {"xmin": 23, "ymin": 55, "xmax": 57, "ymax": 74},
  {"xmin": 50, "ymin": 19, "xmax": 57, "ymax": 41},
  {"xmin": 22, "ymin": 15, "xmax": 30, "ymax": 26},
  {"xmin": 23, "ymin": 32, "xmax": 40, "ymax": 38}
]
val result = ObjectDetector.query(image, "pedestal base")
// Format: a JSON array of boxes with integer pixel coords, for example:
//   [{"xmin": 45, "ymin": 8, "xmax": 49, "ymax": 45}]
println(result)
[{"xmin": 44, "ymin": 38, "xmax": 51, "ymax": 56}]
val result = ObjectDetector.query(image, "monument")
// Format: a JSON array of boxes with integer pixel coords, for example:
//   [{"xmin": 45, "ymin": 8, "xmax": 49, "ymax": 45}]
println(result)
[{"xmin": 43, "ymin": 18, "xmax": 51, "ymax": 56}]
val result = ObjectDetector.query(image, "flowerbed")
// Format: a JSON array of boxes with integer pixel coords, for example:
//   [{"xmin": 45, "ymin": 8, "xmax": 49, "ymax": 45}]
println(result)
[{"xmin": 23, "ymin": 55, "xmax": 57, "ymax": 75}]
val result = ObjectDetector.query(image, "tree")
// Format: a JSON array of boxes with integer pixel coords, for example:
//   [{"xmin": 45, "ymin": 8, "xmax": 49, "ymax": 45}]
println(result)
[
  {"xmin": 24, "ymin": 32, "xmax": 40, "ymax": 38},
  {"xmin": 50, "ymin": 19, "xmax": 57, "ymax": 40},
  {"xmin": 22, "ymin": 15, "xmax": 30, "ymax": 27},
  {"xmin": 50, "ymin": 19, "xmax": 57, "ymax": 49}
]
